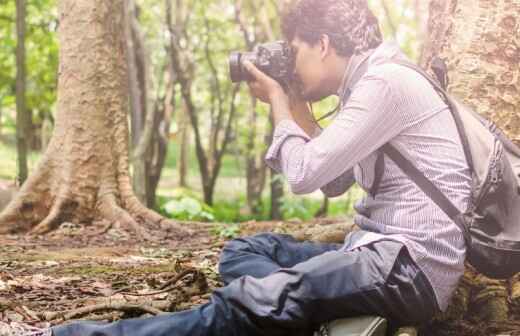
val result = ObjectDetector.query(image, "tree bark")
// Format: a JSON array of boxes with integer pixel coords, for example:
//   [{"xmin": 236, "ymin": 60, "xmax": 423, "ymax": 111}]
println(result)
[
  {"xmin": 421, "ymin": 0, "xmax": 520, "ymax": 143},
  {"xmin": 0, "ymin": 0, "xmax": 186, "ymax": 237},
  {"xmin": 422, "ymin": 0, "xmax": 520, "ymax": 326},
  {"xmin": 15, "ymin": 0, "xmax": 28, "ymax": 184}
]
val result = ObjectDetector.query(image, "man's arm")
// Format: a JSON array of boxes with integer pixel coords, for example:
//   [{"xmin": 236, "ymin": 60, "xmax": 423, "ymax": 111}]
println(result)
[{"xmin": 244, "ymin": 61, "xmax": 401, "ymax": 196}]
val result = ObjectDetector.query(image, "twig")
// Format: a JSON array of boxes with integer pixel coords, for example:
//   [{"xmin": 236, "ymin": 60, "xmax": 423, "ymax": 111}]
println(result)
[
  {"xmin": 159, "ymin": 269, "xmax": 197, "ymax": 290},
  {"xmin": 119, "ymin": 269, "xmax": 198, "ymax": 297}
]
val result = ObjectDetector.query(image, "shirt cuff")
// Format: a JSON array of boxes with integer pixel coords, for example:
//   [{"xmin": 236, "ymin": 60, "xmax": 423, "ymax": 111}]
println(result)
[{"xmin": 265, "ymin": 119, "xmax": 311, "ymax": 173}]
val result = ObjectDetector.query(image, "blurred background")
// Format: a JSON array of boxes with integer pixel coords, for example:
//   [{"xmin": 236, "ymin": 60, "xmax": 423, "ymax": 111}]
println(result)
[{"xmin": 0, "ymin": 0, "xmax": 428, "ymax": 230}]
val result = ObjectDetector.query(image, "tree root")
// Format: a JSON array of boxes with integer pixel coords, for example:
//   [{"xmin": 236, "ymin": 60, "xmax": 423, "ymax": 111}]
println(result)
[
  {"xmin": 97, "ymin": 194, "xmax": 153, "ymax": 241},
  {"xmin": 123, "ymin": 195, "xmax": 192, "ymax": 237},
  {"xmin": 30, "ymin": 197, "xmax": 67, "ymax": 235},
  {"xmin": 40, "ymin": 299, "xmax": 170, "ymax": 322}
]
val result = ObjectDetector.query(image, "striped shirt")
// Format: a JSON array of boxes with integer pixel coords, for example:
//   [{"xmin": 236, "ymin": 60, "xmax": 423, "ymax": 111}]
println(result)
[{"xmin": 265, "ymin": 42, "xmax": 471, "ymax": 311}]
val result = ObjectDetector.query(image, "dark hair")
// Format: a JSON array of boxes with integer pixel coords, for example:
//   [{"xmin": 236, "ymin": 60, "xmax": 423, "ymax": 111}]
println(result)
[{"xmin": 281, "ymin": 0, "xmax": 382, "ymax": 56}]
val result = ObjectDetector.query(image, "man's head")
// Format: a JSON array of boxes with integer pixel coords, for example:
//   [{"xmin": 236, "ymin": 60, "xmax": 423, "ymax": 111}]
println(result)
[{"xmin": 282, "ymin": 0, "xmax": 382, "ymax": 101}]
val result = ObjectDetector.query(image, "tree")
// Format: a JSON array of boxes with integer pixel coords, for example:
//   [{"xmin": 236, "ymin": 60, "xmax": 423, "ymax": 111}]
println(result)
[
  {"xmin": 0, "ymin": 0, "xmax": 185, "ymax": 237},
  {"xmin": 124, "ymin": 0, "xmax": 173, "ymax": 209},
  {"xmin": 421, "ymin": 0, "xmax": 520, "ymax": 143},
  {"xmin": 421, "ymin": 0, "xmax": 520, "ymax": 327},
  {"xmin": 233, "ymin": 0, "xmax": 270, "ymax": 215},
  {"xmin": 15, "ymin": 0, "xmax": 28, "ymax": 184},
  {"xmin": 166, "ymin": 0, "xmax": 239, "ymax": 206}
]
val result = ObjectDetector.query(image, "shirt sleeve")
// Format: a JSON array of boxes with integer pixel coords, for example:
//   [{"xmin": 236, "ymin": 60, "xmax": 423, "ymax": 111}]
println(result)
[{"xmin": 265, "ymin": 74, "xmax": 406, "ymax": 195}]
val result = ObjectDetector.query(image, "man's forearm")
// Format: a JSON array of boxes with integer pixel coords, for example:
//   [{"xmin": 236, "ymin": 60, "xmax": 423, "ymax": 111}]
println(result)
[
  {"xmin": 270, "ymin": 92, "xmax": 293, "ymax": 125},
  {"xmin": 270, "ymin": 92, "xmax": 319, "ymax": 137}
]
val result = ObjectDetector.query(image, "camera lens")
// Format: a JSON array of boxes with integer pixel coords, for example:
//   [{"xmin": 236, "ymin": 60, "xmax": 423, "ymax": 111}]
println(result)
[{"xmin": 229, "ymin": 52, "xmax": 242, "ymax": 83}]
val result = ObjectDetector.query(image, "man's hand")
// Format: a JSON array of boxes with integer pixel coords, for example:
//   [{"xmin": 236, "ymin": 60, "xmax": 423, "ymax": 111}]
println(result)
[
  {"xmin": 244, "ymin": 61, "xmax": 292, "ymax": 125},
  {"xmin": 243, "ymin": 61, "xmax": 287, "ymax": 104}
]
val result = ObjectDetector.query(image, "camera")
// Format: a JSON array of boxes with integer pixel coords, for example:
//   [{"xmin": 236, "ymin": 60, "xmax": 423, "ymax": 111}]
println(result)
[{"xmin": 229, "ymin": 41, "xmax": 293, "ymax": 85}]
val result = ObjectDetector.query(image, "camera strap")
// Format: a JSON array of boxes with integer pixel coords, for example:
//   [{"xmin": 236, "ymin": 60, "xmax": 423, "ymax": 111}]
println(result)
[{"xmin": 316, "ymin": 50, "xmax": 373, "ymax": 123}]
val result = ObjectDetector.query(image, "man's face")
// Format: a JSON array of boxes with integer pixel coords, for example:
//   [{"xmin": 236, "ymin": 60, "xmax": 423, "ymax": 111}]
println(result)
[{"xmin": 290, "ymin": 36, "xmax": 330, "ymax": 102}]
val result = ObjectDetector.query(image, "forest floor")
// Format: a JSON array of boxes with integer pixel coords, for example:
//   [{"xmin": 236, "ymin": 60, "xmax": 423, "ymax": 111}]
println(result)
[{"xmin": 0, "ymin": 219, "xmax": 519, "ymax": 336}]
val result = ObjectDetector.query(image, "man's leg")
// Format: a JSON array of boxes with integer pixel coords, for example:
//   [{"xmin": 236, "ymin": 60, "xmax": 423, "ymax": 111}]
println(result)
[
  {"xmin": 218, "ymin": 233, "xmax": 342, "ymax": 284},
  {"xmin": 52, "ymin": 239, "xmax": 439, "ymax": 336}
]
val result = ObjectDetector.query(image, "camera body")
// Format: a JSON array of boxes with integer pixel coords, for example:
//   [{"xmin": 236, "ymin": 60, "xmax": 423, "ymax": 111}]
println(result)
[{"xmin": 229, "ymin": 41, "xmax": 293, "ymax": 85}]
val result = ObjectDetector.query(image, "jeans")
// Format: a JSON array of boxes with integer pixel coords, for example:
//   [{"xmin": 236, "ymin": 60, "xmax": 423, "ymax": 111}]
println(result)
[{"xmin": 52, "ymin": 233, "xmax": 439, "ymax": 336}]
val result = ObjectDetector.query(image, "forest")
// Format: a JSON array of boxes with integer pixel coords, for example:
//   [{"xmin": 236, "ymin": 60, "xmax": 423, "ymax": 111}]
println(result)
[{"xmin": 0, "ymin": 0, "xmax": 519, "ymax": 335}]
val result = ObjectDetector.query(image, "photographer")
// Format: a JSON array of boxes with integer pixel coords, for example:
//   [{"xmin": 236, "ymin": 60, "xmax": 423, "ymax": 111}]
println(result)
[{"xmin": 12, "ymin": 1, "xmax": 470, "ymax": 336}]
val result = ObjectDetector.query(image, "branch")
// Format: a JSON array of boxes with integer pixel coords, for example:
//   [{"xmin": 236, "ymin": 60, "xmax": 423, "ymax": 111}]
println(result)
[
  {"xmin": 381, "ymin": 0, "xmax": 397, "ymax": 37},
  {"xmin": 203, "ymin": 16, "xmax": 224, "ymax": 151},
  {"xmin": 40, "ymin": 300, "xmax": 167, "ymax": 321},
  {"xmin": 233, "ymin": 0, "xmax": 254, "ymax": 49}
]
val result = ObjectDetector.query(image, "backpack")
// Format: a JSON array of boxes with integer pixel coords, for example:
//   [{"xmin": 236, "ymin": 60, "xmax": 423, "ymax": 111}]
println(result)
[{"xmin": 372, "ymin": 59, "xmax": 520, "ymax": 279}]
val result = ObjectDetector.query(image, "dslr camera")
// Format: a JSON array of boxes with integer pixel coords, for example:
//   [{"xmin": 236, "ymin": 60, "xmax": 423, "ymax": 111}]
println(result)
[{"xmin": 229, "ymin": 41, "xmax": 293, "ymax": 86}]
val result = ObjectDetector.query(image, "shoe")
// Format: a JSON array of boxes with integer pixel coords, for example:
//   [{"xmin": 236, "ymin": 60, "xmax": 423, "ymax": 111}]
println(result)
[
  {"xmin": 315, "ymin": 316, "xmax": 387, "ymax": 336},
  {"xmin": 0, "ymin": 322, "xmax": 52, "ymax": 336}
]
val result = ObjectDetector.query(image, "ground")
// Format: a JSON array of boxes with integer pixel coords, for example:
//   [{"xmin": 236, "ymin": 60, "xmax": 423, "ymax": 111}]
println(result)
[{"xmin": 1, "ymin": 220, "xmax": 519, "ymax": 336}]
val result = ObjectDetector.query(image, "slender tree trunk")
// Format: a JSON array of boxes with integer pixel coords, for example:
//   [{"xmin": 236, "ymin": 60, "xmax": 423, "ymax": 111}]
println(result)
[
  {"xmin": 177, "ymin": 100, "xmax": 190, "ymax": 188},
  {"xmin": 421, "ymin": 0, "xmax": 520, "ymax": 143},
  {"xmin": 15, "ymin": 0, "xmax": 28, "ymax": 184},
  {"xmin": 124, "ymin": 0, "xmax": 152, "ymax": 206},
  {"xmin": 0, "ymin": 0, "xmax": 185, "ymax": 237},
  {"xmin": 270, "ymin": 169, "xmax": 284, "ymax": 220},
  {"xmin": 245, "ymin": 98, "xmax": 267, "ymax": 215}
]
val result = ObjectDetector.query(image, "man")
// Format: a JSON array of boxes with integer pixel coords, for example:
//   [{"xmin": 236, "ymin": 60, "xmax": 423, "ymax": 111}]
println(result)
[{"xmin": 5, "ymin": 1, "xmax": 470, "ymax": 335}]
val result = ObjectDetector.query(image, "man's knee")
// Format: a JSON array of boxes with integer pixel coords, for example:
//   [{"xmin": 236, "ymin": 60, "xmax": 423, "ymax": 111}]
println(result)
[
  {"xmin": 216, "ymin": 270, "xmax": 311, "ymax": 329},
  {"xmin": 220, "ymin": 233, "xmax": 289, "ymax": 263}
]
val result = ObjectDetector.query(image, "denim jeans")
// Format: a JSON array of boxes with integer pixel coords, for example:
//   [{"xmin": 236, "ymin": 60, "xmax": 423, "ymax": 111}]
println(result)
[{"xmin": 52, "ymin": 233, "xmax": 439, "ymax": 336}]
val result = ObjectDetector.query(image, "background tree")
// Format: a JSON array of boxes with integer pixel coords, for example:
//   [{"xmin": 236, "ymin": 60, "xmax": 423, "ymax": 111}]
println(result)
[
  {"xmin": 0, "ymin": 0, "xmax": 184, "ymax": 236},
  {"xmin": 166, "ymin": 0, "xmax": 240, "ymax": 206},
  {"xmin": 15, "ymin": 0, "xmax": 28, "ymax": 184}
]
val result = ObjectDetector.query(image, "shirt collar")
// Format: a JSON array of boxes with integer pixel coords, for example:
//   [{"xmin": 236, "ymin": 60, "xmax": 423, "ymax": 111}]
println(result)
[{"xmin": 336, "ymin": 41, "xmax": 401, "ymax": 97}]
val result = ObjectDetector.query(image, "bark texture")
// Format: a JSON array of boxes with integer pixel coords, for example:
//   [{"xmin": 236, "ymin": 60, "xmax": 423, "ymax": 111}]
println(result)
[
  {"xmin": 421, "ymin": 0, "xmax": 520, "ymax": 143},
  {"xmin": 0, "ymin": 0, "xmax": 184, "ymax": 236},
  {"xmin": 421, "ymin": 0, "xmax": 520, "ymax": 327}
]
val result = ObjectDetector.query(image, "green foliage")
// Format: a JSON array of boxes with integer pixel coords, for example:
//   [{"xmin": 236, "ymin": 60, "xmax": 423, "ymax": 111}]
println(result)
[
  {"xmin": 280, "ymin": 197, "xmax": 316, "ymax": 221},
  {"xmin": 211, "ymin": 222, "xmax": 241, "ymax": 239},
  {"xmin": 0, "ymin": 0, "xmax": 58, "ymax": 128},
  {"xmin": 160, "ymin": 188, "xmax": 215, "ymax": 222}
]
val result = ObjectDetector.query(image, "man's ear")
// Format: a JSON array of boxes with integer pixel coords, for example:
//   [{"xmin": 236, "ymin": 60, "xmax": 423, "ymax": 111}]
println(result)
[{"xmin": 319, "ymin": 34, "xmax": 331, "ymax": 60}]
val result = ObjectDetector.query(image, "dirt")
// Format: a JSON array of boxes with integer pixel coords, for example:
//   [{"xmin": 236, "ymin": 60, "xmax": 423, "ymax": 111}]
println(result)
[{"xmin": 0, "ymin": 220, "xmax": 519, "ymax": 336}]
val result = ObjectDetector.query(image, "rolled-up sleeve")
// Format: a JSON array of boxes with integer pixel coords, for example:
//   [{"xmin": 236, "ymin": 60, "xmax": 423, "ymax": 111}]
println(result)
[{"xmin": 265, "ymin": 74, "xmax": 406, "ymax": 195}]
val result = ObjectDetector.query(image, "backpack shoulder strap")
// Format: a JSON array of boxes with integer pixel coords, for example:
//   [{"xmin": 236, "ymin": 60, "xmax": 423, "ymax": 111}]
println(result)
[{"xmin": 389, "ymin": 59, "xmax": 474, "ymax": 173}]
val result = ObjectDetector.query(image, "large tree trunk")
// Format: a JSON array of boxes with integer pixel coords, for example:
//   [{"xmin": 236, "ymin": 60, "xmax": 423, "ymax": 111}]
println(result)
[
  {"xmin": 0, "ymin": 0, "xmax": 185, "ymax": 237},
  {"xmin": 421, "ymin": 0, "xmax": 520, "ymax": 143},
  {"xmin": 15, "ymin": 0, "xmax": 28, "ymax": 184},
  {"xmin": 421, "ymin": 0, "xmax": 520, "ymax": 329}
]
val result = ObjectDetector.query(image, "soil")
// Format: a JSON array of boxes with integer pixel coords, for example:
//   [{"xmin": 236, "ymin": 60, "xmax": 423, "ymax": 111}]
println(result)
[{"xmin": 0, "ymin": 219, "xmax": 519, "ymax": 336}]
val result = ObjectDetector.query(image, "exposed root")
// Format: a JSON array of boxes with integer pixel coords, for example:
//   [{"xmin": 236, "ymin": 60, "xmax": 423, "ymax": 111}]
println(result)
[
  {"xmin": 41, "ymin": 300, "xmax": 168, "ymax": 322},
  {"xmin": 30, "ymin": 197, "xmax": 66, "ymax": 235},
  {"xmin": 124, "ymin": 195, "xmax": 193, "ymax": 238},
  {"xmin": 97, "ymin": 194, "xmax": 153, "ymax": 241}
]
